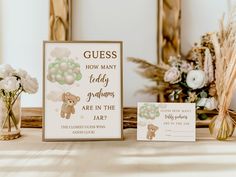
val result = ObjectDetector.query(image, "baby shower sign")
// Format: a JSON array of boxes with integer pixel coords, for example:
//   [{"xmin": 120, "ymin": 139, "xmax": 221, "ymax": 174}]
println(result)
[
  {"xmin": 137, "ymin": 103, "xmax": 196, "ymax": 142},
  {"xmin": 43, "ymin": 41, "xmax": 123, "ymax": 141}
]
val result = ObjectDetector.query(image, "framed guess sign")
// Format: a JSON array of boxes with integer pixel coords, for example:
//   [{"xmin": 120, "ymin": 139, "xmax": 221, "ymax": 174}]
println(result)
[{"xmin": 43, "ymin": 41, "xmax": 123, "ymax": 141}]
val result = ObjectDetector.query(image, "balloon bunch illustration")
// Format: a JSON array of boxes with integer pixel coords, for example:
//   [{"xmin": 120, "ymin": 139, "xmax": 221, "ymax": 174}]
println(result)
[
  {"xmin": 47, "ymin": 48, "xmax": 82, "ymax": 85},
  {"xmin": 139, "ymin": 104, "xmax": 160, "ymax": 120}
]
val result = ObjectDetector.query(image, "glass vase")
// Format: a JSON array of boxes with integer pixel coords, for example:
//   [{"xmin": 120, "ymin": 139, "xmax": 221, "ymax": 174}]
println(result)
[
  {"xmin": 209, "ymin": 112, "xmax": 235, "ymax": 140},
  {"xmin": 0, "ymin": 96, "xmax": 21, "ymax": 140}
]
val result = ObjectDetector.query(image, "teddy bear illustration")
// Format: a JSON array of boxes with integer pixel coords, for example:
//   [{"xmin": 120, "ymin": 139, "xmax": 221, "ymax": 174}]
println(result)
[
  {"xmin": 146, "ymin": 124, "xmax": 158, "ymax": 140},
  {"xmin": 60, "ymin": 92, "xmax": 80, "ymax": 119}
]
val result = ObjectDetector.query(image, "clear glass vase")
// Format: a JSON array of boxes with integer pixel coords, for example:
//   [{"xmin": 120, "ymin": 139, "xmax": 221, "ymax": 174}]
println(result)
[
  {"xmin": 0, "ymin": 96, "xmax": 21, "ymax": 140},
  {"xmin": 209, "ymin": 112, "xmax": 235, "ymax": 140}
]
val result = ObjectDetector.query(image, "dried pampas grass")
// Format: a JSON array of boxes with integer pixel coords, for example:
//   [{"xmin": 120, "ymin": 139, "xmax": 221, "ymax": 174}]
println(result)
[
  {"xmin": 209, "ymin": 10, "xmax": 236, "ymax": 140},
  {"xmin": 128, "ymin": 57, "xmax": 173, "ymax": 97},
  {"xmin": 204, "ymin": 48, "xmax": 214, "ymax": 84},
  {"xmin": 127, "ymin": 57, "xmax": 169, "ymax": 82}
]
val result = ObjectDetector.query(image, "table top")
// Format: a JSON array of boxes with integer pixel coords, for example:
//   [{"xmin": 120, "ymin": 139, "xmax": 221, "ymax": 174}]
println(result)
[{"xmin": 1, "ymin": 128, "xmax": 236, "ymax": 177}]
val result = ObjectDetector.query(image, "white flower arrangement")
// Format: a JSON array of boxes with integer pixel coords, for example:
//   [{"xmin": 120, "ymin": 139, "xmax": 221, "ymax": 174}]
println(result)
[
  {"xmin": 0, "ymin": 64, "xmax": 38, "ymax": 95},
  {"xmin": 129, "ymin": 54, "xmax": 218, "ymax": 112},
  {"xmin": 0, "ymin": 64, "xmax": 38, "ymax": 133}
]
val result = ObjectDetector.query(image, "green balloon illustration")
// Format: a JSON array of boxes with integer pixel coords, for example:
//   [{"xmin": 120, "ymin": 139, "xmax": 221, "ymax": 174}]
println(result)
[
  {"xmin": 47, "ymin": 58, "xmax": 82, "ymax": 85},
  {"xmin": 139, "ymin": 104, "xmax": 160, "ymax": 120}
]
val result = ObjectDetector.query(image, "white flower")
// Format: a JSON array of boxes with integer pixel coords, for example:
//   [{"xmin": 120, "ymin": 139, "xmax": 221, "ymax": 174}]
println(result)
[
  {"xmin": 186, "ymin": 70, "xmax": 206, "ymax": 90},
  {"xmin": 164, "ymin": 67, "xmax": 181, "ymax": 84},
  {"xmin": 0, "ymin": 64, "xmax": 15, "ymax": 78},
  {"xmin": 181, "ymin": 62, "xmax": 193, "ymax": 73},
  {"xmin": 16, "ymin": 69, "xmax": 28, "ymax": 79},
  {"xmin": 21, "ymin": 76, "xmax": 38, "ymax": 94},
  {"xmin": 197, "ymin": 97, "xmax": 218, "ymax": 110},
  {"xmin": 0, "ymin": 76, "xmax": 20, "ymax": 92}
]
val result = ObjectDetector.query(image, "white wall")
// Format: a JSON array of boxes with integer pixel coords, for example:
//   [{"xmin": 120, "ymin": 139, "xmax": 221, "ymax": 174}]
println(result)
[
  {"xmin": 181, "ymin": 0, "xmax": 229, "ymax": 55},
  {"xmin": 72, "ymin": 0, "xmax": 158, "ymax": 107},
  {"xmin": 0, "ymin": 0, "xmax": 48, "ymax": 107},
  {"xmin": 0, "ymin": 0, "xmax": 157, "ymax": 107}
]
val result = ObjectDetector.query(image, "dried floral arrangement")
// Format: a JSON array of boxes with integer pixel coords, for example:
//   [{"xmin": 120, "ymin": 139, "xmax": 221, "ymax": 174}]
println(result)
[
  {"xmin": 129, "ymin": 10, "xmax": 236, "ymax": 140},
  {"xmin": 209, "ymin": 11, "xmax": 236, "ymax": 140},
  {"xmin": 129, "ymin": 33, "xmax": 218, "ymax": 111}
]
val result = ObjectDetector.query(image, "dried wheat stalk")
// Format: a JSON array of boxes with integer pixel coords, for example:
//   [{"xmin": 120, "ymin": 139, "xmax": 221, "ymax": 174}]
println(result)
[
  {"xmin": 210, "ymin": 10, "xmax": 236, "ymax": 140},
  {"xmin": 213, "ymin": 13, "xmax": 236, "ymax": 112}
]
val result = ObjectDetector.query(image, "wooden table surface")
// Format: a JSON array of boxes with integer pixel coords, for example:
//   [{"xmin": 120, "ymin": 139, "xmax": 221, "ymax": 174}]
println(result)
[{"xmin": 1, "ymin": 128, "xmax": 236, "ymax": 177}]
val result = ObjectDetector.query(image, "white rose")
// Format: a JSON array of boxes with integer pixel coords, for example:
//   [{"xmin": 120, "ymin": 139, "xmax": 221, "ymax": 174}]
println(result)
[
  {"xmin": 164, "ymin": 67, "xmax": 181, "ymax": 84},
  {"xmin": 21, "ymin": 76, "xmax": 38, "ymax": 94},
  {"xmin": 16, "ymin": 69, "xmax": 28, "ymax": 79},
  {"xmin": 197, "ymin": 97, "xmax": 218, "ymax": 110},
  {"xmin": 0, "ymin": 76, "xmax": 20, "ymax": 92},
  {"xmin": 186, "ymin": 70, "xmax": 206, "ymax": 90},
  {"xmin": 0, "ymin": 64, "xmax": 15, "ymax": 78}
]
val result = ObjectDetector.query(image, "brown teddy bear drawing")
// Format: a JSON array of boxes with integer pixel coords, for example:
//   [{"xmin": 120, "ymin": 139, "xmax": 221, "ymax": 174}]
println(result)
[
  {"xmin": 146, "ymin": 124, "xmax": 158, "ymax": 140},
  {"xmin": 60, "ymin": 92, "xmax": 80, "ymax": 119}
]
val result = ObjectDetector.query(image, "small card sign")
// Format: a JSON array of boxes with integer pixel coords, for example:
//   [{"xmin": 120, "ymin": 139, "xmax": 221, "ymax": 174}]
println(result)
[
  {"xmin": 137, "ymin": 103, "xmax": 196, "ymax": 141},
  {"xmin": 43, "ymin": 41, "xmax": 123, "ymax": 141}
]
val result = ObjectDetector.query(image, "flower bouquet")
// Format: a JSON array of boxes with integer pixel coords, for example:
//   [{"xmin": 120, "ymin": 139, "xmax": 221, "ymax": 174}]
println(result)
[
  {"xmin": 0, "ymin": 64, "xmax": 38, "ymax": 140},
  {"xmin": 129, "ymin": 41, "xmax": 218, "ymax": 113},
  {"xmin": 129, "ymin": 10, "xmax": 236, "ymax": 140}
]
